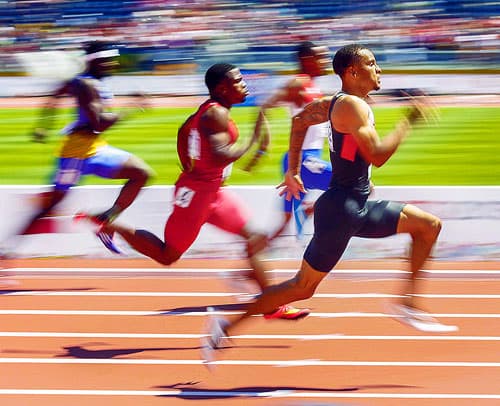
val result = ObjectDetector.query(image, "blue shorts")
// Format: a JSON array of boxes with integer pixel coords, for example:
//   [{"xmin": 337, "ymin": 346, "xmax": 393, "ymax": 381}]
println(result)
[
  {"xmin": 282, "ymin": 149, "xmax": 332, "ymax": 213},
  {"xmin": 303, "ymin": 187, "xmax": 405, "ymax": 272},
  {"xmin": 52, "ymin": 145, "xmax": 131, "ymax": 191}
]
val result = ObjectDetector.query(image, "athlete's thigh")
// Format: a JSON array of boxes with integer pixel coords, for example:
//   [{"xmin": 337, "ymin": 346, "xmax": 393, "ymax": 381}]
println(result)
[
  {"xmin": 206, "ymin": 188, "xmax": 251, "ymax": 235},
  {"xmin": 356, "ymin": 200, "xmax": 405, "ymax": 238},
  {"xmin": 164, "ymin": 185, "xmax": 216, "ymax": 254},
  {"xmin": 396, "ymin": 203, "xmax": 438, "ymax": 235},
  {"xmin": 83, "ymin": 146, "xmax": 131, "ymax": 179},
  {"xmin": 52, "ymin": 157, "xmax": 84, "ymax": 191}
]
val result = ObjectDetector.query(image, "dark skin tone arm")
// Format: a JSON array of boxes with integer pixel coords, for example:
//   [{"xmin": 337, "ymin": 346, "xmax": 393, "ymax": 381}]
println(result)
[
  {"xmin": 76, "ymin": 78, "xmax": 121, "ymax": 133},
  {"xmin": 243, "ymin": 77, "xmax": 308, "ymax": 172},
  {"xmin": 32, "ymin": 77, "xmax": 130, "ymax": 142},
  {"xmin": 201, "ymin": 104, "xmax": 262, "ymax": 166},
  {"xmin": 278, "ymin": 93, "xmax": 430, "ymax": 200},
  {"xmin": 332, "ymin": 94, "xmax": 408, "ymax": 168},
  {"xmin": 277, "ymin": 96, "xmax": 332, "ymax": 200},
  {"xmin": 32, "ymin": 82, "xmax": 71, "ymax": 142}
]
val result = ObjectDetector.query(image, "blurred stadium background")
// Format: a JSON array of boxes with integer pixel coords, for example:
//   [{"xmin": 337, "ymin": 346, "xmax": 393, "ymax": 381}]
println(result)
[{"xmin": 0, "ymin": 0, "xmax": 498, "ymax": 77}]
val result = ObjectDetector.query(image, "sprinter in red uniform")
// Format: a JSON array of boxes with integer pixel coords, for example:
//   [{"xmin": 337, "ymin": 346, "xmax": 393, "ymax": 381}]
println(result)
[{"xmin": 90, "ymin": 63, "xmax": 309, "ymax": 320}]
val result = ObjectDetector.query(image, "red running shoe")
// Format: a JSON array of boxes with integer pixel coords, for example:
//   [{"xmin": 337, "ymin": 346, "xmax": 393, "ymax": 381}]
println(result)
[{"xmin": 263, "ymin": 305, "xmax": 310, "ymax": 320}]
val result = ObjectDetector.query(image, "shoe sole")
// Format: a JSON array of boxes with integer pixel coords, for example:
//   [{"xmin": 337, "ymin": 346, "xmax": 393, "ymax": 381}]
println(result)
[
  {"xmin": 264, "ymin": 310, "xmax": 311, "ymax": 321},
  {"xmin": 385, "ymin": 302, "xmax": 458, "ymax": 333}
]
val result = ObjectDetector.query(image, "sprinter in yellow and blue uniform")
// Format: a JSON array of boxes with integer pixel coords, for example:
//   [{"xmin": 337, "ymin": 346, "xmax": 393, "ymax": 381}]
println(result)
[{"xmin": 26, "ymin": 41, "xmax": 154, "ymax": 254}]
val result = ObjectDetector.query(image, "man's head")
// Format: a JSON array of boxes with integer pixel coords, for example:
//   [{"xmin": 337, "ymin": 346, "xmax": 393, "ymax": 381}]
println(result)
[
  {"xmin": 205, "ymin": 63, "xmax": 248, "ymax": 106},
  {"xmin": 297, "ymin": 41, "xmax": 331, "ymax": 77},
  {"xmin": 84, "ymin": 41, "xmax": 120, "ymax": 78},
  {"xmin": 333, "ymin": 43, "xmax": 381, "ymax": 93}
]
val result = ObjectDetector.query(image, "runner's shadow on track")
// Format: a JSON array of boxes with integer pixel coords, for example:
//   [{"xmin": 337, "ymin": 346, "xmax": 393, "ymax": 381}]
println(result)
[
  {"xmin": 154, "ymin": 383, "xmax": 418, "ymax": 400},
  {"xmin": 56, "ymin": 343, "xmax": 290, "ymax": 358},
  {"xmin": 56, "ymin": 345, "xmax": 201, "ymax": 359},
  {"xmin": 158, "ymin": 303, "xmax": 246, "ymax": 315},
  {"xmin": 0, "ymin": 287, "xmax": 96, "ymax": 295}
]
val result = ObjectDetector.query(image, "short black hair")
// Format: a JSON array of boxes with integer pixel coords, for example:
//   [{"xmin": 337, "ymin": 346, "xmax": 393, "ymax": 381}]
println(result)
[
  {"xmin": 205, "ymin": 63, "xmax": 236, "ymax": 92},
  {"xmin": 83, "ymin": 40, "xmax": 115, "ymax": 55},
  {"xmin": 333, "ymin": 43, "xmax": 368, "ymax": 77},
  {"xmin": 296, "ymin": 41, "xmax": 317, "ymax": 59}
]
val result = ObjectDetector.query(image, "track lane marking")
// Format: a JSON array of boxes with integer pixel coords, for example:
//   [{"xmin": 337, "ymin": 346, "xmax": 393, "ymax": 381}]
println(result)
[
  {"xmin": 0, "ymin": 389, "xmax": 498, "ymax": 399},
  {"xmin": 0, "ymin": 309, "xmax": 499, "ymax": 318},
  {"xmin": 0, "ymin": 358, "xmax": 499, "ymax": 367},
  {"xmin": 0, "ymin": 389, "xmax": 500, "ymax": 399},
  {"xmin": 0, "ymin": 331, "xmax": 499, "ymax": 340},
  {"xmin": 3, "ymin": 291, "xmax": 500, "ymax": 298}
]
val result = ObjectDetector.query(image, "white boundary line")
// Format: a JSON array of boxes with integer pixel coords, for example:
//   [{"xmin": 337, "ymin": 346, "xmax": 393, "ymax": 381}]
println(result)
[
  {"xmin": 0, "ymin": 309, "xmax": 499, "ymax": 318},
  {"xmin": 0, "ymin": 389, "xmax": 498, "ymax": 400},
  {"xmin": 7, "ymin": 267, "xmax": 500, "ymax": 277},
  {"xmin": 3, "ymin": 290, "xmax": 500, "ymax": 298},
  {"xmin": 0, "ymin": 331, "xmax": 499, "ymax": 341},
  {"xmin": 0, "ymin": 358, "xmax": 499, "ymax": 367}
]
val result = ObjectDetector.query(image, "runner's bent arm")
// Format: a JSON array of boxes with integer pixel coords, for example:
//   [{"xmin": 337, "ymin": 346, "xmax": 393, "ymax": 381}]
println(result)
[
  {"xmin": 203, "ymin": 105, "xmax": 259, "ymax": 165},
  {"xmin": 32, "ymin": 82, "xmax": 71, "ymax": 142},
  {"xmin": 77, "ymin": 78, "xmax": 121, "ymax": 133},
  {"xmin": 288, "ymin": 96, "xmax": 332, "ymax": 174},
  {"xmin": 278, "ymin": 96, "xmax": 332, "ymax": 200},
  {"xmin": 332, "ymin": 95, "xmax": 410, "ymax": 167}
]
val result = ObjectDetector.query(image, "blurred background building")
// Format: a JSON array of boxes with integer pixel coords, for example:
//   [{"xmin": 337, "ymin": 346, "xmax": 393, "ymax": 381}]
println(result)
[{"xmin": 0, "ymin": 0, "xmax": 499, "ymax": 77}]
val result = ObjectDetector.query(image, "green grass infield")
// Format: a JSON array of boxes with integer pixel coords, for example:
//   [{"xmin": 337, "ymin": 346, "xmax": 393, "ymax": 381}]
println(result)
[{"xmin": 1, "ymin": 105, "xmax": 499, "ymax": 186}]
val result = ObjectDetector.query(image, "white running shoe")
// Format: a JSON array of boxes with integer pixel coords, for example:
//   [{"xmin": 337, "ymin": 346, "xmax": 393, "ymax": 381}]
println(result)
[
  {"xmin": 200, "ymin": 308, "xmax": 230, "ymax": 371},
  {"xmin": 385, "ymin": 302, "xmax": 458, "ymax": 333}
]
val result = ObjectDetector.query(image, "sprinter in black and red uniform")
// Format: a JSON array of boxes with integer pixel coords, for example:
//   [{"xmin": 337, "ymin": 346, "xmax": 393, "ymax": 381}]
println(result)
[
  {"xmin": 202, "ymin": 45, "xmax": 456, "ymax": 366},
  {"xmin": 101, "ymin": 63, "xmax": 309, "ymax": 321}
]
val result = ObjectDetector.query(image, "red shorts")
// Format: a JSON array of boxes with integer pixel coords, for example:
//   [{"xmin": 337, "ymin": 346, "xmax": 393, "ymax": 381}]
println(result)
[{"xmin": 164, "ymin": 183, "xmax": 250, "ymax": 254}]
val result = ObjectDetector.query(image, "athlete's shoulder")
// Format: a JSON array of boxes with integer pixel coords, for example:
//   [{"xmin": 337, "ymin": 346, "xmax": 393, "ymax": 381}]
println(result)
[
  {"xmin": 334, "ymin": 93, "xmax": 369, "ymax": 113},
  {"xmin": 304, "ymin": 95, "xmax": 334, "ymax": 110},
  {"xmin": 199, "ymin": 101, "xmax": 230, "ymax": 133}
]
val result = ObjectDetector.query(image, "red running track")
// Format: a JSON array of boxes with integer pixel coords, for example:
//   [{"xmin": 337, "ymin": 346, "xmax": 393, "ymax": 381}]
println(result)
[{"xmin": 0, "ymin": 258, "xmax": 499, "ymax": 406}]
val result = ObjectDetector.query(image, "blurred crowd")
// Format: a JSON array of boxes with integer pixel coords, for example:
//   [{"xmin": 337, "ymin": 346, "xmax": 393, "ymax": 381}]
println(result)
[{"xmin": 0, "ymin": 0, "xmax": 499, "ymax": 73}]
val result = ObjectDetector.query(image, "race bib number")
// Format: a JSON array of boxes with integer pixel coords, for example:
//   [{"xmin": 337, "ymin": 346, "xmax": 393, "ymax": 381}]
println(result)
[{"xmin": 175, "ymin": 186, "xmax": 195, "ymax": 208}]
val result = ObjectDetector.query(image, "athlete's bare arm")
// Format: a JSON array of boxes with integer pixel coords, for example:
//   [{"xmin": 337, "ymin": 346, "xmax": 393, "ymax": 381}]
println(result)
[
  {"xmin": 77, "ymin": 78, "xmax": 121, "ymax": 133},
  {"xmin": 32, "ymin": 82, "xmax": 72, "ymax": 142},
  {"xmin": 277, "ymin": 96, "xmax": 332, "ymax": 200},
  {"xmin": 203, "ymin": 105, "xmax": 259, "ymax": 165},
  {"xmin": 332, "ymin": 94, "xmax": 428, "ymax": 167},
  {"xmin": 260, "ymin": 77, "xmax": 309, "ymax": 110},
  {"xmin": 288, "ymin": 96, "xmax": 332, "ymax": 174}
]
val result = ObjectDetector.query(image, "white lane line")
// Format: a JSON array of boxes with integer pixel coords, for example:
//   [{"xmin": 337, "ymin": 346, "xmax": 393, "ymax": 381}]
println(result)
[
  {"xmin": 0, "ymin": 332, "xmax": 499, "ymax": 341},
  {"xmin": 0, "ymin": 358, "xmax": 499, "ymax": 367},
  {"xmin": 0, "ymin": 309, "xmax": 499, "ymax": 319},
  {"xmin": 0, "ymin": 389, "xmax": 498, "ymax": 400},
  {"xmin": 0, "ymin": 389, "xmax": 498, "ymax": 399},
  {"xmin": 8, "ymin": 267, "xmax": 500, "ymax": 275},
  {"xmin": 3, "ymin": 291, "xmax": 500, "ymax": 298}
]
